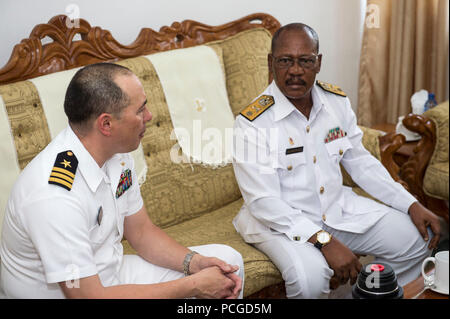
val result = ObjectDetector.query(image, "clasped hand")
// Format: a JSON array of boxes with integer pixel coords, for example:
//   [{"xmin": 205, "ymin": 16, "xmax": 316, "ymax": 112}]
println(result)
[{"xmin": 190, "ymin": 254, "xmax": 242, "ymax": 299}]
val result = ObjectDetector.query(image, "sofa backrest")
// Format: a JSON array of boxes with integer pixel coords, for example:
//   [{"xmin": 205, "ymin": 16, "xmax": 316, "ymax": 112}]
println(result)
[
  {"xmin": 0, "ymin": 15, "xmax": 276, "ymax": 230},
  {"xmin": 423, "ymin": 100, "xmax": 449, "ymax": 166},
  {"xmin": 422, "ymin": 100, "xmax": 449, "ymax": 200}
]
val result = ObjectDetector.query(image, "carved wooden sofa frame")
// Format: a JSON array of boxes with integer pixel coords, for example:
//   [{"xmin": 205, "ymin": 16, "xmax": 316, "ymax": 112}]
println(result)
[{"xmin": 0, "ymin": 14, "xmax": 408, "ymax": 298}]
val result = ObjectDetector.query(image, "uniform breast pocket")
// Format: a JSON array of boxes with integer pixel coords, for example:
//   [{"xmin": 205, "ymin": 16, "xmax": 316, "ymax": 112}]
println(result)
[
  {"xmin": 276, "ymin": 150, "xmax": 306, "ymax": 189},
  {"xmin": 325, "ymin": 137, "xmax": 353, "ymax": 164}
]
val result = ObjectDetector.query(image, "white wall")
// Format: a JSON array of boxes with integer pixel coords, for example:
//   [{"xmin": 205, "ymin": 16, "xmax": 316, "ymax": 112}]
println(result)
[{"xmin": 0, "ymin": 0, "xmax": 365, "ymax": 109}]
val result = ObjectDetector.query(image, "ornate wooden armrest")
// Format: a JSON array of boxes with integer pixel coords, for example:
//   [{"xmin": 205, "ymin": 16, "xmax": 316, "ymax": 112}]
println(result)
[
  {"xmin": 378, "ymin": 132, "xmax": 410, "ymax": 191},
  {"xmin": 399, "ymin": 114, "xmax": 436, "ymax": 204}
]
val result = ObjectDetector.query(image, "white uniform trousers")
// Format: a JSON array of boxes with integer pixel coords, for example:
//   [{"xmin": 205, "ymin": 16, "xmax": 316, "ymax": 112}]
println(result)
[
  {"xmin": 119, "ymin": 244, "xmax": 245, "ymax": 299},
  {"xmin": 254, "ymin": 209, "xmax": 432, "ymax": 299}
]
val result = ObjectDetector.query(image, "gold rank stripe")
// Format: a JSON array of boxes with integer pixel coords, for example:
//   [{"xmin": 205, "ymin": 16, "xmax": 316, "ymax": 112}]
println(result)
[
  {"xmin": 50, "ymin": 171, "xmax": 74, "ymax": 184},
  {"xmin": 51, "ymin": 166, "xmax": 75, "ymax": 178},
  {"xmin": 48, "ymin": 177, "xmax": 73, "ymax": 189}
]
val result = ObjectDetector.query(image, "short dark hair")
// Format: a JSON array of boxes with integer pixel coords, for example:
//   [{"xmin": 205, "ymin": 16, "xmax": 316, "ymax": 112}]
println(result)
[
  {"xmin": 271, "ymin": 23, "xmax": 320, "ymax": 53},
  {"xmin": 64, "ymin": 63, "xmax": 133, "ymax": 127}
]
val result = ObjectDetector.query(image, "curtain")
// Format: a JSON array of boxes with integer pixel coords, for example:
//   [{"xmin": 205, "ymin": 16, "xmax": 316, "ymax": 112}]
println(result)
[{"xmin": 358, "ymin": 0, "xmax": 449, "ymax": 126}]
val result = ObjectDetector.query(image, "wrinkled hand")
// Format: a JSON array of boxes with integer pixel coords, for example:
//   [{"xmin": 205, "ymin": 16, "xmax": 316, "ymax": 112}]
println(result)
[
  {"xmin": 192, "ymin": 266, "xmax": 242, "ymax": 299},
  {"xmin": 321, "ymin": 237, "xmax": 362, "ymax": 290},
  {"xmin": 408, "ymin": 201, "xmax": 441, "ymax": 250}
]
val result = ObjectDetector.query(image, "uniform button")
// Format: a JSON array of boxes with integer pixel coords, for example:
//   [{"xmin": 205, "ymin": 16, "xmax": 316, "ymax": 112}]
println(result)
[
  {"xmin": 287, "ymin": 165, "xmax": 293, "ymax": 171},
  {"xmin": 320, "ymin": 186, "xmax": 324, "ymax": 194},
  {"xmin": 339, "ymin": 149, "xmax": 343, "ymax": 155},
  {"xmin": 293, "ymin": 236, "xmax": 301, "ymax": 241},
  {"xmin": 306, "ymin": 126, "xmax": 310, "ymax": 133},
  {"xmin": 322, "ymin": 214, "xmax": 326, "ymax": 221},
  {"xmin": 313, "ymin": 156, "xmax": 317, "ymax": 163}
]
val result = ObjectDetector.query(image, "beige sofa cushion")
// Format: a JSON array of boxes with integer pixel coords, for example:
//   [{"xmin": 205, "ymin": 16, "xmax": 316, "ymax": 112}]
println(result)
[
  {"xmin": 424, "ymin": 162, "xmax": 449, "ymax": 200},
  {"xmin": 424, "ymin": 101, "xmax": 449, "ymax": 165},
  {"xmin": 0, "ymin": 81, "xmax": 51, "ymax": 170},
  {"xmin": 122, "ymin": 198, "xmax": 282, "ymax": 297},
  {"xmin": 422, "ymin": 101, "xmax": 449, "ymax": 200},
  {"xmin": 209, "ymin": 28, "xmax": 272, "ymax": 116}
]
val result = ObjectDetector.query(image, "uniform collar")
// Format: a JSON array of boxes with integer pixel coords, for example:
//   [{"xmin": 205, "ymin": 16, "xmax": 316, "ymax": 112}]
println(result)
[
  {"xmin": 271, "ymin": 82, "xmax": 325, "ymax": 122},
  {"xmin": 271, "ymin": 82, "xmax": 297, "ymax": 122},
  {"xmin": 64, "ymin": 126, "xmax": 107, "ymax": 193},
  {"xmin": 309, "ymin": 84, "xmax": 325, "ymax": 122}
]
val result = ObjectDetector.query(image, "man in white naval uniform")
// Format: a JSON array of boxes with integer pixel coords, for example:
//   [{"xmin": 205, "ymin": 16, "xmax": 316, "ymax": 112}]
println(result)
[
  {"xmin": 232, "ymin": 23, "xmax": 440, "ymax": 299},
  {"xmin": 0, "ymin": 63, "xmax": 243, "ymax": 299}
]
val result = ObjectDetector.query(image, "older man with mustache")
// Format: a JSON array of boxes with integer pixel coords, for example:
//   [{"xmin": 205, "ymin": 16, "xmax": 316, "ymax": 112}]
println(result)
[{"xmin": 231, "ymin": 23, "xmax": 440, "ymax": 299}]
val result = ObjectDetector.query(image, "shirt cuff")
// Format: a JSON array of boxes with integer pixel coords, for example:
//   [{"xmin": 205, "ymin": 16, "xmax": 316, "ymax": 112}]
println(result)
[
  {"xmin": 391, "ymin": 190, "xmax": 418, "ymax": 214},
  {"xmin": 285, "ymin": 218, "xmax": 322, "ymax": 244}
]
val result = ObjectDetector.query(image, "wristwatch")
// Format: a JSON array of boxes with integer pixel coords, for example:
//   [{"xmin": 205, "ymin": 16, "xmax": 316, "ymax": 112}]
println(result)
[{"xmin": 314, "ymin": 230, "xmax": 332, "ymax": 250}]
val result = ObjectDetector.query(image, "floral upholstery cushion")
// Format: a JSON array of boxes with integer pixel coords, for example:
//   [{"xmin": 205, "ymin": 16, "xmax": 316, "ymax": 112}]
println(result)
[
  {"xmin": 424, "ymin": 162, "xmax": 449, "ymax": 200},
  {"xmin": 422, "ymin": 101, "xmax": 449, "ymax": 200}
]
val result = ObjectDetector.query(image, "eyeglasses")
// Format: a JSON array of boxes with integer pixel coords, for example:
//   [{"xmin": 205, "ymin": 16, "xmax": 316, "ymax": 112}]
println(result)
[{"xmin": 273, "ymin": 54, "xmax": 320, "ymax": 69}]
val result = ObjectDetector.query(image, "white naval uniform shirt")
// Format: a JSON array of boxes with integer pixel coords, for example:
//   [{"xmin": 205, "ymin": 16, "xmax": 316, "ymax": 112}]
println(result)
[
  {"xmin": 0, "ymin": 126, "xmax": 143, "ymax": 298},
  {"xmin": 232, "ymin": 81, "xmax": 417, "ymax": 244}
]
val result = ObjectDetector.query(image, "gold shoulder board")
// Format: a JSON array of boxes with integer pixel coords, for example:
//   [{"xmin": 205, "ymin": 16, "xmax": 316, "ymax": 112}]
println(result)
[
  {"xmin": 48, "ymin": 150, "xmax": 78, "ymax": 191},
  {"xmin": 240, "ymin": 95, "xmax": 275, "ymax": 121},
  {"xmin": 316, "ymin": 80, "xmax": 347, "ymax": 97}
]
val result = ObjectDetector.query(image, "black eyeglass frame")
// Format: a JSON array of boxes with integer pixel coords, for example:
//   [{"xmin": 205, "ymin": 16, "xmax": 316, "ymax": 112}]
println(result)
[{"xmin": 272, "ymin": 53, "xmax": 321, "ymax": 69}]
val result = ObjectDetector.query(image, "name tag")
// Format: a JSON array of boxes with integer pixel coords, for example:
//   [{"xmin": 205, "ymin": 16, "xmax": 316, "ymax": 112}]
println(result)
[{"xmin": 285, "ymin": 146, "xmax": 304, "ymax": 155}]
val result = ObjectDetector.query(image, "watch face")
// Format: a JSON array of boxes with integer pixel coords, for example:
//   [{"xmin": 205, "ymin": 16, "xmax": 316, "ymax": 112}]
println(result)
[{"xmin": 317, "ymin": 231, "xmax": 331, "ymax": 244}]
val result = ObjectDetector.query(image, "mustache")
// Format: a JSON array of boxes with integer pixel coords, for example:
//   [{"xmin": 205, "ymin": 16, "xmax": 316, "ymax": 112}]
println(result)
[{"xmin": 286, "ymin": 77, "xmax": 306, "ymax": 85}]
